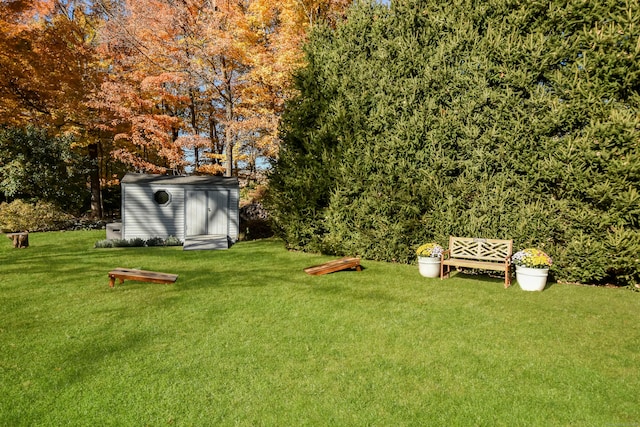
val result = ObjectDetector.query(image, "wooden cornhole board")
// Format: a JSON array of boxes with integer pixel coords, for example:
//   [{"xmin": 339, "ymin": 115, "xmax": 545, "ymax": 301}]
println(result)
[
  {"xmin": 108, "ymin": 268, "xmax": 178, "ymax": 288},
  {"xmin": 304, "ymin": 257, "xmax": 362, "ymax": 276}
]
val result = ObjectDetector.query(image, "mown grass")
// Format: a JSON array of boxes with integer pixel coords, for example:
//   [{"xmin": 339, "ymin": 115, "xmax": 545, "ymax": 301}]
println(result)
[{"xmin": 1, "ymin": 230, "xmax": 639, "ymax": 426}]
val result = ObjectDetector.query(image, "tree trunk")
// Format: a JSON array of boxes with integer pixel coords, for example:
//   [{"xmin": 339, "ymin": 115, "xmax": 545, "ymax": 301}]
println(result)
[
  {"xmin": 8, "ymin": 232, "xmax": 29, "ymax": 248},
  {"xmin": 88, "ymin": 142, "xmax": 102, "ymax": 219},
  {"xmin": 189, "ymin": 89, "xmax": 200, "ymax": 169},
  {"xmin": 225, "ymin": 99, "xmax": 233, "ymax": 177}
]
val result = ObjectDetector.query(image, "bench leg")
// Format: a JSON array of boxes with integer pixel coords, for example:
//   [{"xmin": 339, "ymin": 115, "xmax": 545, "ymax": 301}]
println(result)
[
  {"xmin": 108, "ymin": 275, "xmax": 125, "ymax": 287},
  {"xmin": 440, "ymin": 264, "xmax": 449, "ymax": 280}
]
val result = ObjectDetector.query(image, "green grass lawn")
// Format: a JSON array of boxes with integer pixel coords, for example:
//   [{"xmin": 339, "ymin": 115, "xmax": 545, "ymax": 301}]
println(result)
[{"xmin": 1, "ymin": 230, "xmax": 639, "ymax": 426}]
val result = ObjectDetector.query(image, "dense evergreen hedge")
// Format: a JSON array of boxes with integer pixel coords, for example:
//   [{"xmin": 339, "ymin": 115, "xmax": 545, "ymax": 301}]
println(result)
[{"xmin": 267, "ymin": 0, "xmax": 640, "ymax": 286}]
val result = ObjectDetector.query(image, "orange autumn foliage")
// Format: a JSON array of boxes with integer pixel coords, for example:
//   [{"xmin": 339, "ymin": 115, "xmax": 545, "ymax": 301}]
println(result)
[
  {"xmin": 1, "ymin": 0, "xmax": 352, "ymax": 178},
  {"xmin": 0, "ymin": 0, "xmax": 99, "ymax": 133},
  {"xmin": 94, "ymin": 0, "xmax": 351, "ymax": 176}
]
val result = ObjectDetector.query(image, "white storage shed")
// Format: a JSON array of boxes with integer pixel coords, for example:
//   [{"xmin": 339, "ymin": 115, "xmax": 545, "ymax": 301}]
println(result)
[{"xmin": 120, "ymin": 173, "xmax": 239, "ymax": 249}]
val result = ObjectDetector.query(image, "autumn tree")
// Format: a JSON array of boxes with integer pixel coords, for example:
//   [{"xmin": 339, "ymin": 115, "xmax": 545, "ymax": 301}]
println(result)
[
  {"xmin": 94, "ymin": 0, "xmax": 351, "ymax": 177},
  {"xmin": 0, "ymin": 0, "xmax": 112, "ymax": 217},
  {"xmin": 0, "ymin": 1, "xmax": 108, "ymax": 137}
]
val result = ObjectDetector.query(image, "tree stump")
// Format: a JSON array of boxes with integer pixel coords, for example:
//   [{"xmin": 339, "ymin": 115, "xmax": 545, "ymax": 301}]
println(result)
[{"xmin": 7, "ymin": 232, "xmax": 29, "ymax": 248}]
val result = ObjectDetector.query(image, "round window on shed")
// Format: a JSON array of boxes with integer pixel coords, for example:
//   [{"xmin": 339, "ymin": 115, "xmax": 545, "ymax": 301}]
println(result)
[{"xmin": 154, "ymin": 190, "xmax": 171, "ymax": 205}]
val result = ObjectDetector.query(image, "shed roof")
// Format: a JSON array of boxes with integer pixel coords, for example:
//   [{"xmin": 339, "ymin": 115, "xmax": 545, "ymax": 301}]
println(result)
[{"xmin": 121, "ymin": 173, "xmax": 238, "ymax": 187}]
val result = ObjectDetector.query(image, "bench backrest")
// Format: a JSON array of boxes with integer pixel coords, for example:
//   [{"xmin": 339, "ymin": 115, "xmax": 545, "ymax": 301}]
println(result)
[{"xmin": 448, "ymin": 237, "xmax": 512, "ymax": 262}]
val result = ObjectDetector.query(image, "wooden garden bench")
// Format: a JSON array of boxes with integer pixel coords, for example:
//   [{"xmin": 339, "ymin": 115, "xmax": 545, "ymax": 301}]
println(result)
[
  {"xmin": 440, "ymin": 237, "xmax": 513, "ymax": 288},
  {"xmin": 108, "ymin": 268, "xmax": 178, "ymax": 288},
  {"xmin": 304, "ymin": 257, "xmax": 362, "ymax": 275}
]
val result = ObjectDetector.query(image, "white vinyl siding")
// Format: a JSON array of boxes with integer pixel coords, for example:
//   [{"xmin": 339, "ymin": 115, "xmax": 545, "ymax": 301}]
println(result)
[
  {"xmin": 122, "ymin": 185, "xmax": 185, "ymax": 240},
  {"xmin": 121, "ymin": 173, "xmax": 239, "ymax": 243},
  {"xmin": 228, "ymin": 187, "xmax": 239, "ymax": 242}
]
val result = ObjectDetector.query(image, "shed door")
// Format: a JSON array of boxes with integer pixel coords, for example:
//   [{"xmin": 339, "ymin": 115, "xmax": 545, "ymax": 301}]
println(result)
[{"xmin": 186, "ymin": 190, "xmax": 229, "ymax": 236}]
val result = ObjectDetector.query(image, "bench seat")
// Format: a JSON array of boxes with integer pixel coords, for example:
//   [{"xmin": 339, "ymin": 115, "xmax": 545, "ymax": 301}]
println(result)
[{"xmin": 440, "ymin": 237, "xmax": 512, "ymax": 288}]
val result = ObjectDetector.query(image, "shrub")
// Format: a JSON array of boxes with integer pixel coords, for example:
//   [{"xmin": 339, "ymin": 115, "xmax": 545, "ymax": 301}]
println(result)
[
  {"xmin": 0, "ymin": 126, "xmax": 87, "ymax": 212},
  {"xmin": 145, "ymin": 237, "xmax": 165, "ymax": 247},
  {"xmin": 164, "ymin": 236, "xmax": 182, "ymax": 246},
  {"xmin": 0, "ymin": 200, "xmax": 73, "ymax": 232},
  {"xmin": 239, "ymin": 203, "xmax": 273, "ymax": 241},
  {"xmin": 94, "ymin": 239, "xmax": 114, "ymax": 248},
  {"xmin": 110, "ymin": 239, "xmax": 132, "ymax": 248},
  {"xmin": 95, "ymin": 236, "xmax": 184, "ymax": 248},
  {"xmin": 129, "ymin": 238, "xmax": 146, "ymax": 247}
]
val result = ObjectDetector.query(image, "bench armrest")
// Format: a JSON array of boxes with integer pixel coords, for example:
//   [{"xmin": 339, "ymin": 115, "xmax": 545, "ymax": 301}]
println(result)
[{"xmin": 441, "ymin": 249, "xmax": 451, "ymax": 261}]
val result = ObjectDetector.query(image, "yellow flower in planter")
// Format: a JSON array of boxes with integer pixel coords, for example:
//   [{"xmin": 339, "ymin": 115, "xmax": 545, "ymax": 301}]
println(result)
[
  {"xmin": 416, "ymin": 243, "xmax": 443, "ymax": 258},
  {"xmin": 512, "ymin": 248, "xmax": 553, "ymax": 269}
]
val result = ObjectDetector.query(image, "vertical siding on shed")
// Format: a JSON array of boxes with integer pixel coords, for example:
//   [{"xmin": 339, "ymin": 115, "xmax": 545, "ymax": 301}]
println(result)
[
  {"xmin": 122, "ymin": 184, "xmax": 185, "ymax": 240},
  {"xmin": 184, "ymin": 186, "xmax": 239, "ymax": 241},
  {"xmin": 228, "ymin": 186, "xmax": 239, "ymax": 242}
]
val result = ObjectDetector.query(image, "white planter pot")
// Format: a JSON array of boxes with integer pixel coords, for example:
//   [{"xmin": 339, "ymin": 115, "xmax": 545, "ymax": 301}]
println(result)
[
  {"xmin": 515, "ymin": 266, "xmax": 549, "ymax": 291},
  {"xmin": 418, "ymin": 256, "xmax": 441, "ymax": 278}
]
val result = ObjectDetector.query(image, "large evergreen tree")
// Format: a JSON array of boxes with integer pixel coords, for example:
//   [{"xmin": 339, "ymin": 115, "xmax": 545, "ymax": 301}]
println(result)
[{"xmin": 268, "ymin": 0, "xmax": 640, "ymax": 286}]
